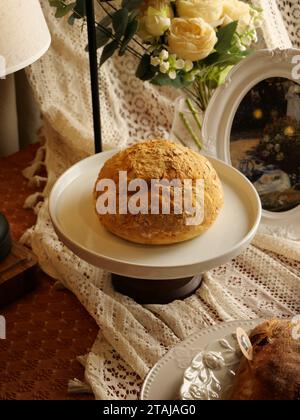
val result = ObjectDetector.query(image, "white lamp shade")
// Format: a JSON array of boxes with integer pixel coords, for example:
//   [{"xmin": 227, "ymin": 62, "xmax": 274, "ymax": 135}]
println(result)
[{"xmin": 0, "ymin": 0, "xmax": 51, "ymax": 77}]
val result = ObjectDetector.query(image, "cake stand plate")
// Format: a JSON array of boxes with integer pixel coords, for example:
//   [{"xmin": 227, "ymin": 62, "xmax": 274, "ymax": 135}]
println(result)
[{"xmin": 49, "ymin": 151, "xmax": 261, "ymax": 303}]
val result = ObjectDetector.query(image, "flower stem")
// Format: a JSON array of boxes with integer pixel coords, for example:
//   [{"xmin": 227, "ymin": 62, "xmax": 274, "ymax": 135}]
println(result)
[
  {"xmin": 179, "ymin": 112, "xmax": 203, "ymax": 150},
  {"xmin": 185, "ymin": 98, "xmax": 203, "ymax": 133},
  {"xmin": 197, "ymin": 82, "xmax": 207, "ymax": 110},
  {"xmin": 174, "ymin": 133, "xmax": 188, "ymax": 147}
]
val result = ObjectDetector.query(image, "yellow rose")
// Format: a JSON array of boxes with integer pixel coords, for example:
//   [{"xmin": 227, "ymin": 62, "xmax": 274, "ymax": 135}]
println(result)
[
  {"xmin": 139, "ymin": 0, "xmax": 173, "ymax": 38},
  {"xmin": 222, "ymin": 0, "xmax": 252, "ymax": 30},
  {"xmin": 168, "ymin": 18, "xmax": 217, "ymax": 62},
  {"xmin": 176, "ymin": 0, "xmax": 223, "ymax": 24}
]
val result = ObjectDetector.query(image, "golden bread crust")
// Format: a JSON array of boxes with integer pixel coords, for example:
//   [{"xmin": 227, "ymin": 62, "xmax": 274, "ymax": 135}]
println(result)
[{"xmin": 94, "ymin": 140, "xmax": 224, "ymax": 245}]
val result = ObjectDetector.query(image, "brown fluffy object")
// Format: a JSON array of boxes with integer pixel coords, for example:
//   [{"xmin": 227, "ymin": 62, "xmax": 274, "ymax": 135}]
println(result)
[
  {"xmin": 94, "ymin": 140, "xmax": 224, "ymax": 245},
  {"xmin": 230, "ymin": 319, "xmax": 300, "ymax": 400}
]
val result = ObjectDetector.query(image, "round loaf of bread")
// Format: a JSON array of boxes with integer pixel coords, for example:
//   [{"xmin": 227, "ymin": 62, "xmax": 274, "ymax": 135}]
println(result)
[{"xmin": 94, "ymin": 140, "xmax": 224, "ymax": 245}]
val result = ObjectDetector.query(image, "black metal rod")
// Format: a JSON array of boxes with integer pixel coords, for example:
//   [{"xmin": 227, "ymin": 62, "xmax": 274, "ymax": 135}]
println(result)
[{"xmin": 86, "ymin": 0, "xmax": 102, "ymax": 154}]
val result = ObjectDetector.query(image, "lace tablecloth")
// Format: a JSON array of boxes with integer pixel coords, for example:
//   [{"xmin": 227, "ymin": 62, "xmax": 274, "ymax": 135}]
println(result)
[{"xmin": 22, "ymin": 0, "xmax": 300, "ymax": 399}]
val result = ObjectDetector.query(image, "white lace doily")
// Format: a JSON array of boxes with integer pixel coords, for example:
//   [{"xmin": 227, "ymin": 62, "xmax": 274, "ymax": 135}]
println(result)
[
  {"xmin": 277, "ymin": 0, "xmax": 300, "ymax": 48},
  {"xmin": 22, "ymin": 0, "xmax": 300, "ymax": 400}
]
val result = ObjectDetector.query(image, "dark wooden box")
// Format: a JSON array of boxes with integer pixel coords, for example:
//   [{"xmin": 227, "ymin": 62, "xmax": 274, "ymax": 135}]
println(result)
[{"xmin": 0, "ymin": 242, "xmax": 38, "ymax": 308}]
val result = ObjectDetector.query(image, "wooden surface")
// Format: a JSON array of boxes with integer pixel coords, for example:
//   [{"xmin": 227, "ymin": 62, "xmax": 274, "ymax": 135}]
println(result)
[
  {"xmin": 0, "ymin": 242, "xmax": 38, "ymax": 308},
  {"xmin": 0, "ymin": 144, "xmax": 98, "ymax": 400}
]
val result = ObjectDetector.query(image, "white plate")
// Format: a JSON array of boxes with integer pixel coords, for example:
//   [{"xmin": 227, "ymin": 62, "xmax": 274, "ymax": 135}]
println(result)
[
  {"xmin": 141, "ymin": 319, "xmax": 262, "ymax": 400},
  {"xmin": 49, "ymin": 151, "xmax": 261, "ymax": 280}
]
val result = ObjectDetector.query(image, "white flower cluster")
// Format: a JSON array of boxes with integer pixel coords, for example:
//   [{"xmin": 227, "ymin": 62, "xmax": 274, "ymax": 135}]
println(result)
[{"xmin": 151, "ymin": 49, "xmax": 193, "ymax": 79}]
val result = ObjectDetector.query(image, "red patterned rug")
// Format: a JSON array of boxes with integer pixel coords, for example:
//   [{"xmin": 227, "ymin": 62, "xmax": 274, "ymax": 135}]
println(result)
[{"xmin": 0, "ymin": 145, "xmax": 98, "ymax": 400}]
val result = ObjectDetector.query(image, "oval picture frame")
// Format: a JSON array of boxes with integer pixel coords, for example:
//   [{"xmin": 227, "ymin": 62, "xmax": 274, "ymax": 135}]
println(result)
[{"xmin": 202, "ymin": 49, "xmax": 300, "ymax": 238}]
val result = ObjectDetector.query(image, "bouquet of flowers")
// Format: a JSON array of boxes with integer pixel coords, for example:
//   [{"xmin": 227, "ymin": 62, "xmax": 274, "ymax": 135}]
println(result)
[{"xmin": 50, "ymin": 0, "xmax": 261, "ymax": 146}]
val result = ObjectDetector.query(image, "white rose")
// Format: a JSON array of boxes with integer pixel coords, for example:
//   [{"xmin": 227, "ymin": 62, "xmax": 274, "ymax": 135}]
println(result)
[
  {"xmin": 139, "ymin": 1, "xmax": 173, "ymax": 38},
  {"xmin": 222, "ymin": 0, "xmax": 252, "ymax": 31},
  {"xmin": 176, "ymin": 0, "xmax": 223, "ymax": 24},
  {"xmin": 160, "ymin": 61, "xmax": 170, "ymax": 73},
  {"xmin": 159, "ymin": 49, "xmax": 169, "ymax": 60},
  {"xmin": 168, "ymin": 18, "xmax": 217, "ymax": 61}
]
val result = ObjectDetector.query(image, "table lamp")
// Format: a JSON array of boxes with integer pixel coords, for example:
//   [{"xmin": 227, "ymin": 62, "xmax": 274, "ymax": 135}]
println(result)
[{"xmin": 0, "ymin": 0, "xmax": 51, "ymax": 261}]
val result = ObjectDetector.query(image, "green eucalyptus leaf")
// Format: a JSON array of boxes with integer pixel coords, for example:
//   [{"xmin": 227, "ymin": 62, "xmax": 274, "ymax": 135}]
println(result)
[
  {"xmin": 73, "ymin": 0, "xmax": 86, "ymax": 18},
  {"xmin": 215, "ymin": 21, "xmax": 238, "ymax": 52},
  {"xmin": 96, "ymin": 27, "xmax": 113, "ymax": 49},
  {"xmin": 100, "ymin": 40, "xmax": 119, "ymax": 66},
  {"xmin": 203, "ymin": 50, "xmax": 243, "ymax": 66},
  {"xmin": 85, "ymin": 26, "xmax": 113, "ymax": 52},
  {"xmin": 68, "ymin": 14, "xmax": 76, "ymax": 25},
  {"xmin": 119, "ymin": 19, "xmax": 138, "ymax": 56},
  {"xmin": 112, "ymin": 8, "xmax": 129, "ymax": 40},
  {"xmin": 49, "ymin": 0, "xmax": 61, "ymax": 8},
  {"xmin": 151, "ymin": 73, "xmax": 190, "ymax": 88},
  {"xmin": 98, "ymin": 14, "xmax": 112, "ymax": 28},
  {"xmin": 202, "ymin": 52, "xmax": 223, "ymax": 65},
  {"xmin": 136, "ymin": 54, "xmax": 157, "ymax": 81},
  {"xmin": 49, "ymin": 0, "xmax": 75, "ymax": 18}
]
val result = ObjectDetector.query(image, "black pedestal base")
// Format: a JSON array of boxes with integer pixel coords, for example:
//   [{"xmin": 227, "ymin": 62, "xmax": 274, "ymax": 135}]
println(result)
[{"xmin": 111, "ymin": 274, "xmax": 202, "ymax": 304}]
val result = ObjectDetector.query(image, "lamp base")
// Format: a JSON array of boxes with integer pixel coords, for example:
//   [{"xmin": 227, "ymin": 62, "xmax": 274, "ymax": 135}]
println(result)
[{"xmin": 111, "ymin": 274, "xmax": 202, "ymax": 305}]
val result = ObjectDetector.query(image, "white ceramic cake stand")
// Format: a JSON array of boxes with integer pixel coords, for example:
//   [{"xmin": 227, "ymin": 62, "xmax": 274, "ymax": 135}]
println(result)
[{"xmin": 49, "ymin": 151, "xmax": 261, "ymax": 304}]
